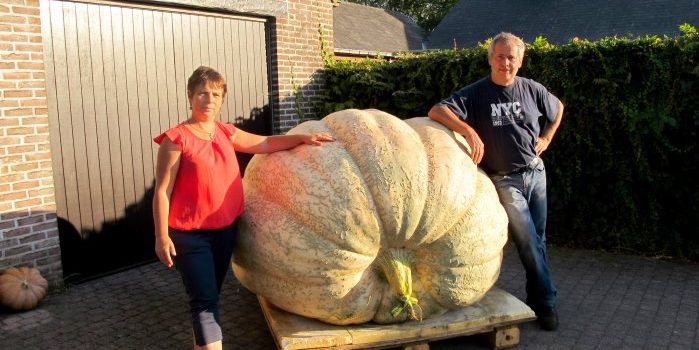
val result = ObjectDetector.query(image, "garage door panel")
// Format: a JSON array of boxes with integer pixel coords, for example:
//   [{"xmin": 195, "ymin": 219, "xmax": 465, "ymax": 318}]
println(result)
[
  {"xmin": 74, "ymin": 2, "xmax": 104, "ymax": 232},
  {"xmin": 120, "ymin": 7, "xmax": 144, "ymax": 207},
  {"xmin": 109, "ymin": 5, "xmax": 135, "ymax": 215},
  {"xmin": 131, "ymin": 8, "xmax": 154, "ymax": 194},
  {"xmin": 51, "ymin": 2, "xmax": 82, "ymax": 229},
  {"xmin": 250, "ymin": 21, "xmax": 269, "ymax": 123},
  {"xmin": 221, "ymin": 19, "xmax": 235, "ymax": 118},
  {"xmin": 214, "ymin": 17, "xmax": 229, "ymax": 118},
  {"xmin": 98, "ymin": 5, "xmax": 126, "ymax": 224},
  {"xmin": 142, "ymin": 9, "xmax": 159, "ymax": 181},
  {"xmin": 170, "ymin": 12, "xmax": 187, "ymax": 128},
  {"xmin": 65, "ymin": 2, "xmax": 94, "ymax": 232},
  {"xmin": 159, "ymin": 11, "xmax": 182, "ymax": 138},
  {"xmin": 230, "ymin": 20, "xmax": 245, "ymax": 121},
  {"xmin": 41, "ymin": 0, "xmax": 67, "ymax": 227},
  {"xmin": 86, "ymin": 4, "xmax": 116, "ymax": 225}
]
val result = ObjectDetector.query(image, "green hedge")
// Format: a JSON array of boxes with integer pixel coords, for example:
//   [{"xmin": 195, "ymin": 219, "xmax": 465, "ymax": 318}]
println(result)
[{"xmin": 320, "ymin": 26, "xmax": 699, "ymax": 260}]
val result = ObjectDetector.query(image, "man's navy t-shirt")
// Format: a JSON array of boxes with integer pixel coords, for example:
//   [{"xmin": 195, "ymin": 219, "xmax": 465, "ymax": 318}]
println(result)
[{"xmin": 438, "ymin": 76, "xmax": 560, "ymax": 174}]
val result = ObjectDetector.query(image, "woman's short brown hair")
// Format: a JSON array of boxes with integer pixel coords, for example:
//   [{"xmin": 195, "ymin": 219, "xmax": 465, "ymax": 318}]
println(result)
[{"xmin": 187, "ymin": 66, "xmax": 227, "ymax": 97}]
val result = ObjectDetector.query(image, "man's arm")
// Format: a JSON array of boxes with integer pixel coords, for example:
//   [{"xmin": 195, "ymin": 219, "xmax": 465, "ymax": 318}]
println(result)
[
  {"xmin": 535, "ymin": 100, "xmax": 564, "ymax": 156},
  {"xmin": 428, "ymin": 104, "xmax": 484, "ymax": 164}
]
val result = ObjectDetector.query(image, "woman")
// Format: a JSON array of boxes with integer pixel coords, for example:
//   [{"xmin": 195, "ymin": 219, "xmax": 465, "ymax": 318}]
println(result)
[{"xmin": 153, "ymin": 66, "xmax": 333, "ymax": 350}]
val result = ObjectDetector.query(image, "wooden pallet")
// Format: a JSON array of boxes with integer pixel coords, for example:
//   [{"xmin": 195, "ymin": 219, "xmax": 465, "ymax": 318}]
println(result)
[{"xmin": 258, "ymin": 287, "xmax": 536, "ymax": 350}]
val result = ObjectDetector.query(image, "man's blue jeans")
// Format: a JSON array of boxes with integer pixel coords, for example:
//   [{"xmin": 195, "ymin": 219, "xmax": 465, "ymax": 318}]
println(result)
[
  {"xmin": 489, "ymin": 159, "xmax": 557, "ymax": 311},
  {"xmin": 169, "ymin": 223, "xmax": 237, "ymax": 346}
]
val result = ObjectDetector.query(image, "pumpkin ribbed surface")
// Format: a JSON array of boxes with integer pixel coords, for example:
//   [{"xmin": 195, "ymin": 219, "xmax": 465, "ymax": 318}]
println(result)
[{"xmin": 232, "ymin": 109, "xmax": 508, "ymax": 325}]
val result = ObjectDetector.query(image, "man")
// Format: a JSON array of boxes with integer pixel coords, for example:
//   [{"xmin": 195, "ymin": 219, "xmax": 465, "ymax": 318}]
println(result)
[{"xmin": 428, "ymin": 32, "xmax": 564, "ymax": 331}]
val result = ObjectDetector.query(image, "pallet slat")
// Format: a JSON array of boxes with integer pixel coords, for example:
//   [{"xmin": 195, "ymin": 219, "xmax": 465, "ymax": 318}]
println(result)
[{"xmin": 258, "ymin": 287, "xmax": 536, "ymax": 350}]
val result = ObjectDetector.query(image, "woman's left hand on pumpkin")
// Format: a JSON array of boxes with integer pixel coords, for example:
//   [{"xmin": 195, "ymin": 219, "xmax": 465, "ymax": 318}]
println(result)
[{"xmin": 302, "ymin": 132, "xmax": 335, "ymax": 146}]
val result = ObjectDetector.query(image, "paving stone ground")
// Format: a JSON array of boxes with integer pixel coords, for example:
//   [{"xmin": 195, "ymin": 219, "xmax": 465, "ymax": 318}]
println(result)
[{"xmin": 1, "ymin": 244, "xmax": 698, "ymax": 350}]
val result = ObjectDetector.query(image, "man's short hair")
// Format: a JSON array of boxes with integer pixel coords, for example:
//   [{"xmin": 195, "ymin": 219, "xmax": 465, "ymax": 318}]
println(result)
[{"xmin": 488, "ymin": 32, "xmax": 525, "ymax": 59}]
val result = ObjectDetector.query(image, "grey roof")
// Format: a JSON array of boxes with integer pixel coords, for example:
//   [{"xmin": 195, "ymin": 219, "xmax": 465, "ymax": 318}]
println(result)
[
  {"xmin": 427, "ymin": 0, "xmax": 699, "ymax": 49},
  {"xmin": 333, "ymin": 2, "xmax": 426, "ymax": 54}
]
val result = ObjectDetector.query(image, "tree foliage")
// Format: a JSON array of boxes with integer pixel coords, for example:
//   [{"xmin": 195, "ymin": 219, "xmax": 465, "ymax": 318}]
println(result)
[{"xmin": 345, "ymin": 0, "xmax": 458, "ymax": 32}]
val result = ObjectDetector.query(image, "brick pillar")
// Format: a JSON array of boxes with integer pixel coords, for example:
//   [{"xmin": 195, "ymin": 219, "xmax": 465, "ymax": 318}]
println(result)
[
  {"xmin": 0, "ymin": 0, "xmax": 62, "ymax": 284},
  {"xmin": 269, "ymin": 0, "xmax": 334, "ymax": 134}
]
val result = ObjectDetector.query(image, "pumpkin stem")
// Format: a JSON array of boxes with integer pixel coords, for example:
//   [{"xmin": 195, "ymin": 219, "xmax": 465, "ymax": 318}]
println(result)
[{"xmin": 376, "ymin": 249, "xmax": 422, "ymax": 321}]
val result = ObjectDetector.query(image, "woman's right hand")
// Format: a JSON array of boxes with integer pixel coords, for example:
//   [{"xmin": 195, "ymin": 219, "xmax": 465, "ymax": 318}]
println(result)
[
  {"xmin": 155, "ymin": 236, "xmax": 177, "ymax": 268},
  {"xmin": 153, "ymin": 137, "xmax": 181, "ymax": 269}
]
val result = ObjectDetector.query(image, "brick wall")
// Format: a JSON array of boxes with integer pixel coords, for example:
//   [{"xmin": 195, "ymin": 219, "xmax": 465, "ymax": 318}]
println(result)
[
  {"xmin": 0, "ymin": 0, "xmax": 62, "ymax": 284},
  {"xmin": 269, "ymin": 0, "xmax": 334, "ymax": 133}
]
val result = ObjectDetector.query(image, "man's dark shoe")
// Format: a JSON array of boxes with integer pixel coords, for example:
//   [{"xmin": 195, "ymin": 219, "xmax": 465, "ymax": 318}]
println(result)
[{"xmin": 535, "ymin": 307, "xmax": 559, "ymax": 331}]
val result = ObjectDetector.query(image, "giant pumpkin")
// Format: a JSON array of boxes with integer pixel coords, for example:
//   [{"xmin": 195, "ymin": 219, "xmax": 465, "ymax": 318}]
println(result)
[{"xmin": 232, "ymin": 109, "xmax": 508, "ymax": 325}]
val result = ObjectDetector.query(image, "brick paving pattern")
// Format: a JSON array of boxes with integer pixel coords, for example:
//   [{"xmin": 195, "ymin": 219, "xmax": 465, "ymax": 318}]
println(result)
[{"xmin": 1, "ymin": 245, "xmax": 698, "ymax": 349}]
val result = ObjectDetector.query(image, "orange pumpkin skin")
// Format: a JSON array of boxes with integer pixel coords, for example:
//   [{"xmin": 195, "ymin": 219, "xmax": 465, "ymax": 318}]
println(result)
[{"xmin": 0, "ymin": 267, "xmax": 49, "ymax": 311}]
